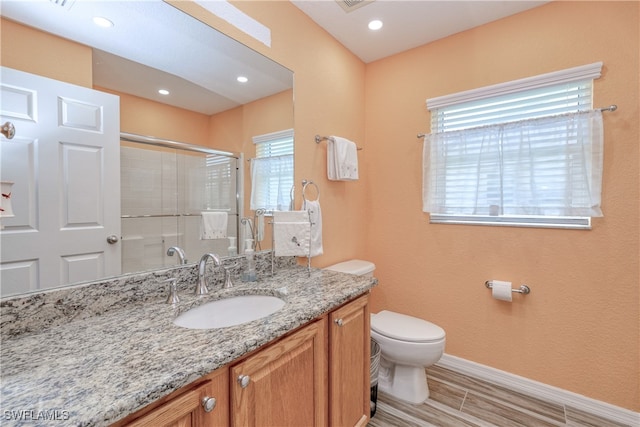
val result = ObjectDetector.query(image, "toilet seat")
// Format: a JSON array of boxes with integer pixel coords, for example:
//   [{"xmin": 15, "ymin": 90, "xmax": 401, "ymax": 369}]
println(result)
[{"xmin": 371, "ymin": 310, "xmax": 445, "ymax": 343}]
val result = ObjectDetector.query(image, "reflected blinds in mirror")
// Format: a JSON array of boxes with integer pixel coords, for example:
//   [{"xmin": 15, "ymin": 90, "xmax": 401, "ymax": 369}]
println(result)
[{"xmin": 250, "ymin": 129, "xmax": 294, "ymax": 212}]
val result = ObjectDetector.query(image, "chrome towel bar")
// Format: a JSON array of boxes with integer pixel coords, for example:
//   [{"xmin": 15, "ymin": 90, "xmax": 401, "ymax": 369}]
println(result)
[{"xmin": 315, "ymin": 134, "xmax": 363, "ymax": 150}]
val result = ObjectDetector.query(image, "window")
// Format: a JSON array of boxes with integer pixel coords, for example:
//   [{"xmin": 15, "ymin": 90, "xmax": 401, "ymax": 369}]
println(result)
[
  {"xmin": 250, "ymin": 129, "xmax": 294, "ymax": 212},
  {"xmin": 423, "ymin": 63, "xmax": 604, "ymax": 229},
  {"xmin": 203, "ymin": 154, "xmax": 234, "ymax": 210}
]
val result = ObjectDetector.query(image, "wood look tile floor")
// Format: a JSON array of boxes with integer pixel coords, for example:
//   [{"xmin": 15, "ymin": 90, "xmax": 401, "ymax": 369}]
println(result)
[{"xmin": 367, "ymin": 366, "xmax": 633, "ymax": 427}]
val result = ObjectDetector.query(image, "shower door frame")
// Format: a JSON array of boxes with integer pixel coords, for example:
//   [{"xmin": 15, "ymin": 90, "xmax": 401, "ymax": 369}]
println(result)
[{"xmin": 119, "ymin": 132, "xmax": 243, "ymax": 270}]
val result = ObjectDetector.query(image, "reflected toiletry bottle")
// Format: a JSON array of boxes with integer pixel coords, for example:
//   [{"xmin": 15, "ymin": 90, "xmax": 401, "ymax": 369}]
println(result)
[
  {"xmin": 228, "ymin": 236, "xmax": 237, "ymax": 256},
  {"xmin": 242, "ymin": 248, "xmax": 257, "ymax": 282}
]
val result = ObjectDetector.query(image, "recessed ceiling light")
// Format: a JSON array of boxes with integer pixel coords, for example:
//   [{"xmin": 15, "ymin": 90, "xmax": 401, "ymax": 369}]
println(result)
[
  {"xmin": 92, "ymin": 16, "xmax": 114, "ymax": 28},
  {"xmin": 368, "ymin": 20, "xmax": 383, "ymax": 31},
  {"xmin": 237, "ymin": 76, "xmax": 249, "ymax": 83},
  {"xmin": 158, "ymin": 89, "xmax": 170, "ymax": 95}
]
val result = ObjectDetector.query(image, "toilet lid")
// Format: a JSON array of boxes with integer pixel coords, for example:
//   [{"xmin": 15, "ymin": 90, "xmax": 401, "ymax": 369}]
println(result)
[
  {"xmin": 371, "ymin": 310, "xmax": 445, "ymax": 343},
  {"xmin": 324, "ymin": 260, "xmax": 375, "ymax": 275}
]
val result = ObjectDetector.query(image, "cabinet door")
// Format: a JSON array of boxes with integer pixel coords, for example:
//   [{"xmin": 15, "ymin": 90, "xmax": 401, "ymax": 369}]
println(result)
[
  {"xmin": 329, "ymin": 294, "xmax": 370, "ymax": 427},
  {"xmin": 231, "ymin": 319, "xmax": 328, "ymax": 427},
  {"xmin": 125, "ymin": 368, "xmax": 228, "ymax": 427}
]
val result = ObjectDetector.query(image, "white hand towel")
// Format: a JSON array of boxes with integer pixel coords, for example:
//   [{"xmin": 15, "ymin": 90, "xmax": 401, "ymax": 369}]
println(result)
[
  {"xmin": 273, "ymin": 210, "xmax": 309, "ymax": 223},
  {"xmin": 303, "ymin": 199, "xmax": 323, "ymax": 257},
  {"xmin": 273, "ymin": 210, "xmax": 311, "ymax": 257},
  {"xmin": 328, "ymin": 136, "xmax": 359, "ymax": 181},
  {"xmin": 327, "ymin": 139, "xmax": 337, "ymax": 180},
  {"xmin": 200, "ymin": 211, "xmax": 228, "ymax": 239},
  {"xmin": 256, "ymin": 214, "xmax": 265, "ymax": 242}
]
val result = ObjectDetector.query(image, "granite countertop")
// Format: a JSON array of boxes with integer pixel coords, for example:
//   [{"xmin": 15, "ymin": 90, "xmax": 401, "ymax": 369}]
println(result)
[{"xmin": 0, "ymin": 262, "xmax": 376, "ymax": 426}]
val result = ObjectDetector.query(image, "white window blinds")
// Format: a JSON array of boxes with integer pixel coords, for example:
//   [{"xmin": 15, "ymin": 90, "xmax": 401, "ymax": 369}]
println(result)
[
  {"xmin": 203, "ymin": 154, "xmax": 234, "ymax": 210},
  {"xmin": 431, "ymin": 81, "xmax": 593, "ymax": 132},
  {"xmin": 250, "ymin": 129, "xmax": 294, "ymax": 212},
  {"xmin": 423, "ymin": 63, "xmax": 604, "ymax": 228}
]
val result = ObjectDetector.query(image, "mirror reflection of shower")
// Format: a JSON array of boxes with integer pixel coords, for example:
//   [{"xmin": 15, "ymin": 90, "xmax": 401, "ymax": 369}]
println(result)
[{"xmin": 120, "ymin": 133, "xmax": 241, "ymax": 274}]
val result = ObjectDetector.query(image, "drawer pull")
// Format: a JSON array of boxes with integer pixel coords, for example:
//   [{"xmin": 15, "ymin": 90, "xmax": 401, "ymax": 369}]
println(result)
[
  {"xmin": 237, "ymin": 375, "xmax": 251, "ymax": 388},
  {"xmin": 201, "ymin": 396, "xmax": 217, "ymax": 412}
]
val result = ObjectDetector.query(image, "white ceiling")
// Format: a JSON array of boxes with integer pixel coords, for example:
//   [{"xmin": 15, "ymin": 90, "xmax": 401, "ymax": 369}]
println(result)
[
  {"xmin": 0, "ymin": 1, "xmax": 293, "ymax": 115},
  {"xmin": 291, "ymin": 0, "xmax": 549, "ymax": 63},
  {"xmin": 0, "ymin": 0, "xmax": 550, "ymax": 114}
]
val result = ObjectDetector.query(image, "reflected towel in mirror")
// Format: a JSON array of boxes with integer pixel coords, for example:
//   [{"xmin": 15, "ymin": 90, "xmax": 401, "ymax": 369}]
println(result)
[
  {"xmin": 200, "ymin": 211, "xmax": 228, "ymax": 239},
  {"xmin": 256, "ymin": 214, "xmax": 265, "ymax": 242}
]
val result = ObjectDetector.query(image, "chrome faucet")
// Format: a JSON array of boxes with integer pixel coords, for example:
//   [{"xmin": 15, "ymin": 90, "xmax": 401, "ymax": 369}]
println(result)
[
  {"xmin": 197, "ymin": 253, "xmax": 221, "ymax": 295},
  {"xmin": 167, "ymin": 246, "xmax": 188, "ymax": 265},
  {"xmin": 222, "ymin": 263, "xmax": 239, "ymax": 289}
]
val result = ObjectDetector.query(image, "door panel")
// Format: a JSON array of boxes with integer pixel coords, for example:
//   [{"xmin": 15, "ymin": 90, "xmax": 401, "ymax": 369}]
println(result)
[
  {"xmin": 231, "ymin": 319, "xmax": 328, "ymax": 427},
  {"xmin": 0, "ymin": 66, "xmax": 120, "ymax": 296},
  {"xmin": 62, "ymin": 142, "xmax": 104, "ymax": 226}
]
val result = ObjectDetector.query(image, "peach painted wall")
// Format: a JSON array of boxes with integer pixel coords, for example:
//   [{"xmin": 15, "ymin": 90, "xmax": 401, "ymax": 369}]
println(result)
[
  {"xmin": 208, "ymin": 107, "xmax": 243, "ymax": 154},
  {"xmin": 170, "ymin": 1, "xmax": 369, "ymax": 266},
  {"xmin": 0, "ymin": 18, "xmax": 92, "ymax": 87},
  {"xmin": 208, "ymin": 89, "xmax": 294, "ymax": 246},
  {"xmin": 363, "ymin": 1, "xmax": 639, "ymax": 411},
  {"xmin": 104, "ymin": 89, "xmax": 211, "ymax": 146}
]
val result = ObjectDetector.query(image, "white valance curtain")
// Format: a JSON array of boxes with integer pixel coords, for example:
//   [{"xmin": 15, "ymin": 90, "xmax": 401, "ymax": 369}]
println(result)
[
  {"xmin": 250, "ymin": 154, "xmax": 294, "ymax": 211},
  {"xmin": 422, "ymin": 110, "xmax": 604, "ymax": 217}
]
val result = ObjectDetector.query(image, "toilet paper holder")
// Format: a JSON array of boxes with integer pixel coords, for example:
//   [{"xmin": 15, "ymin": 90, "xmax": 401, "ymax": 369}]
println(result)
[{"xmin": 485, "ymin": 281, "xmax": 531, "ymax": 295}]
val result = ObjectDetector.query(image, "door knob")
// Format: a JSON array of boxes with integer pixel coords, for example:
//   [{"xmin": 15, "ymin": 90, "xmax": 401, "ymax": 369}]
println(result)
[
  {"xmin": 237, "ymin": 375, "xmax": 251, "ymax": 388},
  {"xmin": 201, "ymin": 396, "xmax": 217, "ymax": 412},
  {"xmin": 1, "ymin": 122, "xmax": 15, "ymax": 139},
  {"xmin": 106, "ymin": 235, "xmax": 119, "ymax": 244}
]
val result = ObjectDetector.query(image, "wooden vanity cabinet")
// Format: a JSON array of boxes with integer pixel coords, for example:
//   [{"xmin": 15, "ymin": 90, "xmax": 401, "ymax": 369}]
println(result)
[
  {"xmin": 119, "ymin": 367, "xmax": 229, "ymax": 427},
  {"xmin": 230, "ymin": 318, "xmax": 328, "ymax": 427},
  {"xmin": 329, "ymin": 294, "xmax": 371, "ymax": 427},
  {"xmin": 117, "ymin": 294, "xmax": 370, "ymax": 427}
]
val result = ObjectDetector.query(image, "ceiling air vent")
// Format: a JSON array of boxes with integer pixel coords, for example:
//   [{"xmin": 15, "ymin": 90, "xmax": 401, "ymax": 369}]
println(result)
[
  {"xmin": 335, "ymin": 0, "xmax": 375, "ymax": 13},
  {"xmin": 49, "ymin": 0, "xmax": 76, "ymax": 10}
]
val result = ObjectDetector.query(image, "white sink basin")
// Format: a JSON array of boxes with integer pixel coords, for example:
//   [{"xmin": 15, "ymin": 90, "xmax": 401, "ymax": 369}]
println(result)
[{"xmin": 173, "ymin": 295, "xmax": 285, "ymax": 330}]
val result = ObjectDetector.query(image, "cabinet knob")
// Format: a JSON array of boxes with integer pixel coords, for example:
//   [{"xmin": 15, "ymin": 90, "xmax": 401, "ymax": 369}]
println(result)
[
  {"xmin": 237, "ymin": 375, "xmax": 251, "ymax": 388},
  {"xmin": 334, "ymin": 318, "xmax": 344, "ymax": 326},
  {"xmin": 201, "ymin": 396, "xmax": 217, "ymax": 412}
]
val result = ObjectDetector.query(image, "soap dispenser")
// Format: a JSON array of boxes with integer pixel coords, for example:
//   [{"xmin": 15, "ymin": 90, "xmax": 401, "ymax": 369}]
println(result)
[{"xmin": 242, "ymin": 248, "xmax": 257, "ymax": 282}]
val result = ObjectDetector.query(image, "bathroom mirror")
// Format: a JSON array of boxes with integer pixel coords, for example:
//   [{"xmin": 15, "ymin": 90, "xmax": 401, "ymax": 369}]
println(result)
[{"xmin": 0, "ymin": 1, "xmax": 293, "ymax": 297}]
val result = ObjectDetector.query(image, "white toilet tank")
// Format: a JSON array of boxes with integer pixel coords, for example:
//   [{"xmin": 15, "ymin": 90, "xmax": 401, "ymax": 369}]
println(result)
[{"xmin": 324, "ymin": 259, "xmax": 375, "ymax": 277}]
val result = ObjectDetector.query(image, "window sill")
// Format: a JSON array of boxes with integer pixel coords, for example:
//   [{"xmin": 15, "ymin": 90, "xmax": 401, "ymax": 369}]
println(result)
[{"xmin": 429, "ymin": 214, "xmax": 591, "ymax": 230}]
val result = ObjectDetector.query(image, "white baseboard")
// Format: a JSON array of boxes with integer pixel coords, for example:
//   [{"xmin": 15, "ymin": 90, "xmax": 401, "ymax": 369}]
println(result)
[{"xmin": 436, "ymin": 354, "xmax": 640, "ymax": 426}]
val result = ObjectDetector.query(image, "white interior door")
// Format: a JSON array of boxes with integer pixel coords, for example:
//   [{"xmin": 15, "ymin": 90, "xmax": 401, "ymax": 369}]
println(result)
[{"xmin": 0, "ymin": 67, "xmax": 120, "ymax": 296}]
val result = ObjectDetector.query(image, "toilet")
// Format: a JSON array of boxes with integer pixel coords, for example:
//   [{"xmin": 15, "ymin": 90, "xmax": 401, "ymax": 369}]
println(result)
[
  {"xmin": 324, "ymin": 259, "xmax": 446, "ymax": 405},
  {"xmin": 370, "ymin": 310, "xmax": 445, "ymax": 404}
]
